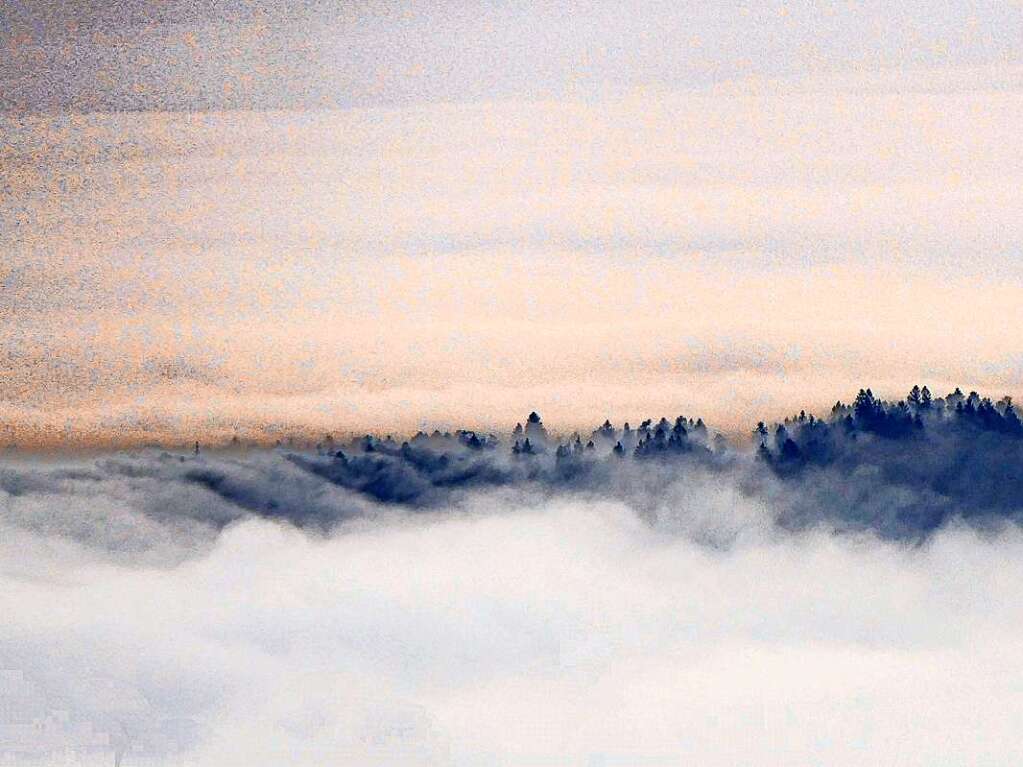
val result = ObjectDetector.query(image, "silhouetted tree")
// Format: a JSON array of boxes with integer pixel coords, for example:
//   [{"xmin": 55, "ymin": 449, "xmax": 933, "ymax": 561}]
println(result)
[{"xmin": 753, "ymin": 421, "xmax": 769, "ymax": 446}]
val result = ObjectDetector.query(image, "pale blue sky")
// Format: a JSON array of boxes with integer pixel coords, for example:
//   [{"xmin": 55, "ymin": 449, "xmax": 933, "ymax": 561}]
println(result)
[{"xmin": 2, "ymin": 0, "xmax": 1021, "ymax": 111}]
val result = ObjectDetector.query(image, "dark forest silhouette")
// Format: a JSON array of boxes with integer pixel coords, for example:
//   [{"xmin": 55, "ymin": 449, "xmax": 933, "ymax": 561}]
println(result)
[
  {"xmin": 751, "ymin": 386, "xmax": 1023, "ymax": 537},
  {"xmin": 278, "ymin": 385, "xmax": 1023, "ymax": 539},
  {"xmin": 4, "ymin": 386, "xmax": 1023, "ymax": 543}
]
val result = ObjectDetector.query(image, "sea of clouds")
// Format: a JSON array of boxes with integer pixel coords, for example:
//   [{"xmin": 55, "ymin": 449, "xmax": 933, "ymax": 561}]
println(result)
[{"xmin": 3, "ymin": 448, "xmax": 1023, "ymax": 766}]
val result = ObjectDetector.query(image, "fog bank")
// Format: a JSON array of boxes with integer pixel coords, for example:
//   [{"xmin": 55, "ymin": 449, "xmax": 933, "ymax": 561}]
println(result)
[{"xmin": 3, "ymin": 451, "xmax": 1023, "ymax": 765}]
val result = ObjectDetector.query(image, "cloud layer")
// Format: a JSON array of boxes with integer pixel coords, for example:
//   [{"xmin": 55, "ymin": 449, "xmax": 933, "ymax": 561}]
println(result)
[
  {"xmin": 4, "ymin": 1, "xmax": 1020, "ymax": 112},
  {"xmin": 5, "ymin": 71, "xmax": 1023, "ymax": 445},
  {"xmin": 4, "ymin": 392, "xmax": 1023, "ymax": 764},
  {"xmin": 4, "ymin": 472, "xmax": 1023, "ymax": 765}
]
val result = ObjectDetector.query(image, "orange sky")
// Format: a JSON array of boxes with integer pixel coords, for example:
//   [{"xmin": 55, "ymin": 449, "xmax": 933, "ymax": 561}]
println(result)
[{"xmin": 4, "ymin": 69, "xmax": 1023, "ymax": 448}]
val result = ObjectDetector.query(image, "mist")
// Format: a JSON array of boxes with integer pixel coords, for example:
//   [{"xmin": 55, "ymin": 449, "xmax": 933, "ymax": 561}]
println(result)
[{"xmin": 4, "ymin": 394, "xmax": 1023, "ymax": 764}]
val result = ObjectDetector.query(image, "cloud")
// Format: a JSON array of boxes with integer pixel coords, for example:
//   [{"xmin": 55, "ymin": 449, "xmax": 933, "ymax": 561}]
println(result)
[
  {"xmin": 3, "ymin": 1, "xmax": 1020, "ymax": 111},
  {"xmin": 2, "ymin": 459, "xmax": 1023, "ymax": 765},
  {"xmin": 5, "ymin": 74, "xmax": 1023, "ymax": 445},
  {"xmin": 3, "ymin": 395, "xmax": 1023, "ymax": 764}
]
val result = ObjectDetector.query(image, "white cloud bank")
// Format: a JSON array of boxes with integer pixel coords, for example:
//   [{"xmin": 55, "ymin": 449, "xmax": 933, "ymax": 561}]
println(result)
[{"xmin": 3, "ymin": 476, "xmax": 1023, "ymax": 766}]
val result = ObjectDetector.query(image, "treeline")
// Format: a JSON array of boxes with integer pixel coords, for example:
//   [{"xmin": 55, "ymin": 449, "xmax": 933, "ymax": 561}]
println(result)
[
  {"xmin": 10, "ymin": 385, "xmax": 1021, "ymax": 557},
  {"xmin": 290, "ymin": 408, "xmax": 727, "ymax": 508},
  {"xmin": 756, "ymin": 386, "xmax": 1022, "ymax": 469},
  {"xmin": 320, "ymin": 409, "xmax": 721, "ymax": 463},
  {"xmin": 285, "ymin": 385, "xmax": 1023, "ymax": 538},
  {"xmin": 752, "ymin": 386, "xmax": 1023, "ymax": 537}
]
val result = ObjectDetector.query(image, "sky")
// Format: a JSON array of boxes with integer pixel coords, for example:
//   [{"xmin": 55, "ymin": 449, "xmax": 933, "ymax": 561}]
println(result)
[
  {"xmin": 3, "ymin": 1, "xmax": 1023, "ymax": 446},
  {"xmin": 6, "ymin": 6, "xmax": 1023, "ymax": 762}
]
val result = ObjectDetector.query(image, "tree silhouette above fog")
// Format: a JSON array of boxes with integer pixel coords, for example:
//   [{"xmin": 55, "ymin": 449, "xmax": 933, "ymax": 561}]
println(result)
[
  {"xmin": 255, "ymin": 384, "xmax": 1023, "ymax": 540},
  {"xmin": 751, "ymin": 385, "xmax": 1023, "ymax": 536}
]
